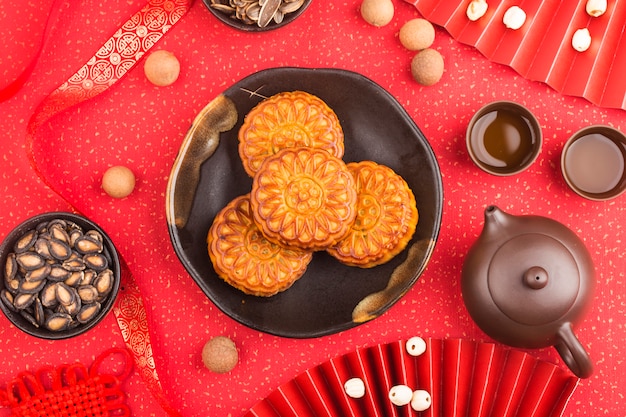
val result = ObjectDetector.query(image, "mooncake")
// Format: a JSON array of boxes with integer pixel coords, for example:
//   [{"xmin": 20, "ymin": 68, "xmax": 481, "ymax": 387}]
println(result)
[
  {"xmin": 207, "ymin": 194, "xmax": 313, "ymax": 297},
  {"xmin": 250, "ymin": 147, "xmax": 357, "ymax": 251},
  {"xmin": 238, "ymin": 91, "xmax": 345, "ymax": 177},
  {"xmin": 327, "ymin": 160, "xmax": 418, "ymax": 268}
]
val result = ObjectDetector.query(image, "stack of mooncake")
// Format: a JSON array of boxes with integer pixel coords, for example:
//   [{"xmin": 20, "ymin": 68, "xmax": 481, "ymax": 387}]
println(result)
[{"xmin": 207, "ymin": 91, "xmax": 418, "ymax": 296}]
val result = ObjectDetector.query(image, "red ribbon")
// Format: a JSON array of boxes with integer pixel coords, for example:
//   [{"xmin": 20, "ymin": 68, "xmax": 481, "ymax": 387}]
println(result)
[
  {"xmin": 11, "ymin": 1, "xmax": 194, "ymax": 416},
  {"xmin": 0, "ymin": 0, "xmax": 62, "ymax": 102}
]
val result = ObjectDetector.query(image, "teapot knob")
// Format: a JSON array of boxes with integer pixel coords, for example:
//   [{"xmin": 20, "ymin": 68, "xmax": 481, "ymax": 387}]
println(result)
[{"xmin": 524, "ymin": 266, "xmax": 548, "ymax": 289}]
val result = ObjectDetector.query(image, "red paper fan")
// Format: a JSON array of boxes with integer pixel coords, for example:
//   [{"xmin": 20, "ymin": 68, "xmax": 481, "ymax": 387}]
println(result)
[
  {"xmin": 404, "ymin": 0, "xmax": 626, "ymax": 111},
  {"xmin": 244, "ymin": 338, "xmax": 579, "ymax": 417}
]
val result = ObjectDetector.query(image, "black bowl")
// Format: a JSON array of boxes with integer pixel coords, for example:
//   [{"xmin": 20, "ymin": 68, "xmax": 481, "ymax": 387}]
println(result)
[
  {"xmin": 202, "ymin": 0, "xmax": 313, "ymax": 32},
  {"xmin": 0, "ymin": 212, "xmax": 120, "ymax": 339}
]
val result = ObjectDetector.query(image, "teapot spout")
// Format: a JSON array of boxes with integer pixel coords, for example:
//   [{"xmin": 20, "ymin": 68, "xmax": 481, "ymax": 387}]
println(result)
[{"xmin": 481, "ymin": 205, "xmax": 514, "ymax": 240}]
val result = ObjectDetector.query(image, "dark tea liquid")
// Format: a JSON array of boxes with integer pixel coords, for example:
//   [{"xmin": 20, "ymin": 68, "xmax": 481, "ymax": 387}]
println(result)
[
  {"xmin": 469, "ymin": 109, "xmax": 537, "ymax": 173},
  {"xmin": 564, "ymin": 133, "xmax": 625, "ymax": 195}
]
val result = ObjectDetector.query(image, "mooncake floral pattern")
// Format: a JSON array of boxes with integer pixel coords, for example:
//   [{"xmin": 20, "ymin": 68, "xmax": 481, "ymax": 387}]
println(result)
[
  {"xmin": 327, "ymin": 161, "xmax": 418, "ymax": 268},
  {"xmin": 251, "ymin": 147, "xmax": 357, "ymax": 250},
  {"xmin": 238, "ymin": 91, "xmax": 345, "ymax": 177},
  {"xmin": 208, "ymin": 194, "xmax": 313, "ymax": 296}
]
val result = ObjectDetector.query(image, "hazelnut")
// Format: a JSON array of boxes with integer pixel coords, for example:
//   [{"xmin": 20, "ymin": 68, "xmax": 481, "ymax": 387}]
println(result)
[
  {"xmin": 572, "ymin": 28, "xmax": 592, "ymax": 52},
  {"xmin": 399, "ymin": 18, "xmax": 435, "ymax": 51},
  {"xmin": 503, "ymin": 6, "xmax": 526, "ymax": 30},
  {"xmin": 202, "ymin": 336, "xmax": 239, "ymax": 373},
  {"xmin": 466, "ymin": 0, "xmax": 488, "ymax": 21},
  {"xmin": 102, "ymin": 166, "xmax": 135, "ymax": 198},
  {"xmin": 144, "ymin": 50, "xmax": 180, "ymax": 87},
  {"xmin": 410, "ymin": 48, "xmax": 444, "ymax": 86}
]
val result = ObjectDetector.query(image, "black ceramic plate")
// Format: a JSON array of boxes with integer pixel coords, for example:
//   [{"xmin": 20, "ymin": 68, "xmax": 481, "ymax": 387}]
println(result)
[{"xmin": 166, "ymin": 67, "xmax": 443, "ymax": 338}]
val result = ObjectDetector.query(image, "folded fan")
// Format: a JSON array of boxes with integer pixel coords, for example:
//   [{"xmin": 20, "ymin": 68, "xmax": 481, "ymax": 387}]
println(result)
[{"xmin": 244, "ymin": 338, "xmax": 579, "ymax": 417}]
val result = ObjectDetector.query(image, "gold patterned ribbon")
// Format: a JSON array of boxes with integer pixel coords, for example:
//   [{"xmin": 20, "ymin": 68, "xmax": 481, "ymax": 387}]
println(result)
[{"xmin": 20, "ymin": 1, "xmax": 194, "ymax": 416}]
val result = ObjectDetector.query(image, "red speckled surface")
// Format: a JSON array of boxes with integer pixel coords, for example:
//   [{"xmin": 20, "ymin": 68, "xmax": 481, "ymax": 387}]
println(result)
[{"xmin": 0, "ymin": 1, "xmax": 625, "ymax": 416}]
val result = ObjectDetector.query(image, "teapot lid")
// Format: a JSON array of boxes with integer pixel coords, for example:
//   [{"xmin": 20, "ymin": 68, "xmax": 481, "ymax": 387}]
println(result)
[{"xmin": 488, "ymin": 232, "xmax": 581, "ymax": 325}]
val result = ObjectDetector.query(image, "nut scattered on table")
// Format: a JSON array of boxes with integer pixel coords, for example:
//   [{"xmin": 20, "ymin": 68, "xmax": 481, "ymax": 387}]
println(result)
[
  {"xmin": 399, "ymin": 18, "xmax": 435, "ymax": 51},
  {"xmin": 1, "ymin": 219, "xmax": 115, "ymax": 332},
  {"xmin": 210, "ymin": 0, "xmax": 307, "ymax": 28},
  {"xmin": 466, "ymin": 0, "xmax": 488, "ymax": 21},
  {"xmin": 202, "ymin": 336, "xmax": 239, "ymax": 373},
  {"xmin": 344, "ymin": 377, "xmax": 366, "ymax": 398},
  {"xmin": 503, "ymin": 6, "xmax": 526, "ymax": 30},
  {"xmin": 102, "ymin": 166, "xmax": 136, "ymax": 199},
  {"xmin": 410, "ymin": 389, "xmax": 432, "ymax": 412},
  {"xmin": 389, "ymin": 384, "xmax": 413, "ymax": 406},
  {"xmin": 411, "ymin": 48, "xmax": 444, "ymax": 86},
  {"xmin": 360, "ymin": 0, "xmax": 394, "ymax": 27},
  {"xmin": 586, "ymin": 0, "xmax": 607, "ymax": 17},
  {"xmin": 572, "ymin": 28, "xmax": 592, "ymax": 52},
  {"xmin": 405, "ymin": 336, "xmax": 427, "ymax": 356},
  {"xmin": 144, "ymin": 50, "xmax": 180, "ymax": 87}
]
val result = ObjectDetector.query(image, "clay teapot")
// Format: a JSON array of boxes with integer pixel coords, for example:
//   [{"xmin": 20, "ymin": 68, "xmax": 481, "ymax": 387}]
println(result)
[{"xmin": 462, "ymin": 206, "xmax": 595, "ymax": 378}]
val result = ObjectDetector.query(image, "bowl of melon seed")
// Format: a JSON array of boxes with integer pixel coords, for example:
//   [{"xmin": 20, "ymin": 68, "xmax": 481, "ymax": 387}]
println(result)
[
  {"xmin": 0, "ymin": 212, "xmax": 120, "ymax": 340},
  {"xmin": 203, "ymin": 0, "xmax": 312, "ymax": 31}
]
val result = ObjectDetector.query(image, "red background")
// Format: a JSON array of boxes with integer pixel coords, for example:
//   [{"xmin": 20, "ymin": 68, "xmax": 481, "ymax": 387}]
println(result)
[{"xmin": 0, "ymin": 0, "xmax": 624, "ymax": 415}]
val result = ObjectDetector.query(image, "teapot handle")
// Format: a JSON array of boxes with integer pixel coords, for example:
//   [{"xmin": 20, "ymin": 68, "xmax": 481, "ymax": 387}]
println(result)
[{"xmin": 554, "ymin": 322, "xmax": 593, "ymax": 378}]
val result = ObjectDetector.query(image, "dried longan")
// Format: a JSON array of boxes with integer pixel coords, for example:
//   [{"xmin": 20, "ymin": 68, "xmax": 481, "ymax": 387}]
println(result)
[
  {"xmin": 360, "ymin": 0, "xmax": 394, "ymax": 27},
  {"xmin": 102, "ymin": 166, "xmax": 135, "ymax": 199},
  {"xmin": 202, "ymin": 336, "xmax": 239, "ymax": 373},
  {"xmin": 144, "ymin": 50, "xmax": 180, "ymax": 87},
  {"xmin": 399, "ymin": 18, "xmax": 435, "ymax": 51},
  {"xmin": 411, "ymin": 48, "xmax": 444, "ymax": 86}
]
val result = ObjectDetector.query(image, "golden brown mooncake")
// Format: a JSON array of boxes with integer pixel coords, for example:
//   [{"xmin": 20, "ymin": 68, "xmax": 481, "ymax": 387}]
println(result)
[
  {"xmin": 207, "ymin": 194, "xmax": 313, "ymax": 297},
  {"xmin": 250, "ymin": 146, "xmax": 357, "ymax": 251},
  {"xmin": 238, "ymin": 91, "xmax": 345, "ymax": 177},
  {"xmin": 327, "ymin": 160, "xmax": 418, "ymax": 268}
]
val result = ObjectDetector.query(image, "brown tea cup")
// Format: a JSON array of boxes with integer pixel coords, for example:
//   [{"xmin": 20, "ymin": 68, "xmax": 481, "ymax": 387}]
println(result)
[
  {"xmin": 561, "ymin": 125, "xmax": 626, "ymax": 201},
  {"xmin": 466, "ymin": 101, "xmax": 542, "ymax": 176}
]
